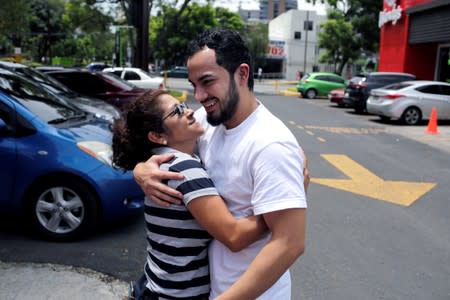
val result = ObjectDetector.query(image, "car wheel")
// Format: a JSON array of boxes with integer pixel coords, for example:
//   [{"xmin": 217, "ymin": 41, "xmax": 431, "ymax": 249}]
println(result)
[
  {"xmin": 401, "ymin": 107, "xmax": 421, "ymax": 125},
  {"xmin": 26, "ymin": 177, "xmax": 98, "ymax": 241},
  {"xmin": 305, "ymin": 89, "xmax": 317, "ymax": 99}
]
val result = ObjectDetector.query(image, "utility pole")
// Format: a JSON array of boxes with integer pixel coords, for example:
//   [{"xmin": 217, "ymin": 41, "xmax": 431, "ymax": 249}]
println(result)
[
  {"xmin": 132, "ymin": 0, "xmax": 149, "ymax": 70},
  {"xmin": 303, "ymin": 11, "xmax": 310, "ymax": 74}
]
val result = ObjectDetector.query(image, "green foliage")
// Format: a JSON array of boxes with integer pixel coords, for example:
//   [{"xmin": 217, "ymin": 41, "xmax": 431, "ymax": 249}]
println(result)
[
  {"xmin": 0, "ymin": 0, "xmax": 31, "ymax": 51},
  {"xmin": 318, "ymin": 9, "xmax": 359, "ymax": 74},
  {"xmin": 1, "ymin": 0, "xmax": 246, "ymax": 68},
  {"xmin": 1, "ymin": 0, "xmax": 114, "ymax": 64},
  {"xmin": 244, "ymin": 23, "xmax": 269, "ymax": 71},
  {"xmin": 150, "ymin": 2, "xmax": 244, "ymax": 68},
  {"xmin": 311, "ymin": 0, "xmax": 380, "ymax": 74}
]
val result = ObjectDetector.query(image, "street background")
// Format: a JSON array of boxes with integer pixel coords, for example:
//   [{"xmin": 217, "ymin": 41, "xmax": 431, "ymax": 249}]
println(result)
[{"xmin": 1, "ymin": 78, "xmax": 449, "ymax": 300}]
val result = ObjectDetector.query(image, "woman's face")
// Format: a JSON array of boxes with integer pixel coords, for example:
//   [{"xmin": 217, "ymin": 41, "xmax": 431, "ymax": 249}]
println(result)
[{"xmin": 159, "ymin": 93, "xmax": 204, "ymax": 146}]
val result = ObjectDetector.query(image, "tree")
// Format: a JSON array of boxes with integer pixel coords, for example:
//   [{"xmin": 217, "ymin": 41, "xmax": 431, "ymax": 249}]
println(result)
[
  {"xmin": 309, "ymin": 0, "xmax": 381, "ymax": 73},
  {"xmin": 150, "ymin": 2, "xmax": 244, "ymax": 68},
  {"xmin": 318, "ymin": 9, "xmax": 358, "ymax": 74},
  {"xmin": 244, "ymin": 22, "xmax": 269, "ymax": 73},
  {"xmin": 0, "ymin": 0, "xmax": 31, "ymax": 53},
  {"xmin": 62, "ymin": 0, "xmax": 115, "ymax": 64},
  {"xmin": 26, "ymin": 0, "xmax": 65, "ymax": 63}
]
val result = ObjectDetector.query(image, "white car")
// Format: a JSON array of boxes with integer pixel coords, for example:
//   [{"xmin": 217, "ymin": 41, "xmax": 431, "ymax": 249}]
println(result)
[
  {"xmin": 367, "ymin": 80, "xmax": 450, "ymax": 125},
  {"xmin": 103, "ymin": 67, "xmax": 165, "ymax": 90}
]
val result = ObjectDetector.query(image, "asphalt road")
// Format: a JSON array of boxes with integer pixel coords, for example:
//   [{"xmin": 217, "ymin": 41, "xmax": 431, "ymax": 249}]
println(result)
[{"xmin": 1, "ymin": 82, "xmax": 449, "ymax": 300}]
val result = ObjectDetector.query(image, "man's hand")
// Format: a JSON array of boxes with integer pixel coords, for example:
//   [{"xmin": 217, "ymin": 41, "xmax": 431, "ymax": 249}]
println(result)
[{"xmin": 133, "ymin": 153, "xmax": 184, "ymax": 207}]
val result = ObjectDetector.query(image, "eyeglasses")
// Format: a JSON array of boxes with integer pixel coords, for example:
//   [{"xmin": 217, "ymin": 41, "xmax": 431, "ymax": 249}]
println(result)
[{"xmin": 162, "ymin": 103, "xmax": 188, "ymax": 120}]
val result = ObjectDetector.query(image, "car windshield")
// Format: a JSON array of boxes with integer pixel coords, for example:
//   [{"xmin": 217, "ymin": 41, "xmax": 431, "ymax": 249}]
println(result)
[
  {"xmin": 0, "ymin": 73, "xmax": 85, "ymax": 123},
  {"xmin": 19, "ymin": 67, "xmax": 74, "ymax": 94},
  {"xmin": 101, "ymin": 72, "xmax": 137, "ymax": 89},
  {"xmin": 301, "ymin": 74, "xmax": 310, "ymax": 81},
  {"xmin": 140, "ymin": 69, "xmax": 156, "ymax": 78}
]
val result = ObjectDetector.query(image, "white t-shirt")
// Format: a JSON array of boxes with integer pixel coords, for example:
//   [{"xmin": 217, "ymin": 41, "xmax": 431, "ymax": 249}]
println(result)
[{"xmin": 195, "ymin": 102, "xmax": 307, "ymax": 299}]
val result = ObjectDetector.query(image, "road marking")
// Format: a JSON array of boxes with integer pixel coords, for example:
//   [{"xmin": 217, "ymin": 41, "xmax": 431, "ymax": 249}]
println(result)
[
  {"xmin": 304, "ymin": 126, "xmax": 386, "ymax": 134},
  {"xmin": 311, "ymin": 154, "xmax": 436, "ymax": 206},
  {"xmin": 317, "ymin": 137, "xmax": 326, "ymax": 142},
  {"xmin": 288, "ymin": 123, "xmax": 386, "ymax": 135}
]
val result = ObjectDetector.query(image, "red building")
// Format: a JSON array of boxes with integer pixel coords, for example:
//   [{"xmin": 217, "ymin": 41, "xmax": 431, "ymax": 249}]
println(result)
[{"xmin": 378, "ymin": 0, "xmax": 450, "ymax": 82}]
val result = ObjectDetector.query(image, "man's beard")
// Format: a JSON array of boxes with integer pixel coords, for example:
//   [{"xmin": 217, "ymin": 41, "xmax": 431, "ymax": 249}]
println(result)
[{"xmin": 207, "ymin": 77, "xmax": 239, "ymax": 126}]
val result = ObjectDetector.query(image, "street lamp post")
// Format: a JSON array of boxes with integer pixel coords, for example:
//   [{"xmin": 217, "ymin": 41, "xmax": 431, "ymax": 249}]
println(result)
[{"xmin": 113, "ymin": 25, "xmax": 134, "ymax": 67}]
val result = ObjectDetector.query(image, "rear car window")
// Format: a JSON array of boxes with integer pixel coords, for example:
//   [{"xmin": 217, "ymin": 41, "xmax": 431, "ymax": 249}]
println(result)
[
  {"xmin": 368, "ymin": 74, "xmax": 415, "ymax": 84},
  {"xmin": 327, "ymin": 76, "xmax": 345, "ymax": 84},
  {"xmin": 349, "ymin": 76, "xmax": 365, "ymax": 83},
  {"xmin": 382, "ymin": 82, "xmax": 413, "ymax": 90},
  {"xmin": 315, "ymin": 75, "xmax": 328, "ymax": 81}
]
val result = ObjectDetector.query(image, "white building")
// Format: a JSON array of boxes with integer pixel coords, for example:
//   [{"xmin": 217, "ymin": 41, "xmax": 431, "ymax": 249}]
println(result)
[{"xmin": 268, "ymin": 9, "xmax": 330, "ymax": 80}]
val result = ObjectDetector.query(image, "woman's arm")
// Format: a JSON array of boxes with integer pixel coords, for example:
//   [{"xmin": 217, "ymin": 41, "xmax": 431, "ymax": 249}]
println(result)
[
  {"xmin": 135, "ymin": 154, "xmax": 267, "ymax": 250},
  {"xmin": 187, "ymin": 196, "xmax": 267, "ymax": 252}
]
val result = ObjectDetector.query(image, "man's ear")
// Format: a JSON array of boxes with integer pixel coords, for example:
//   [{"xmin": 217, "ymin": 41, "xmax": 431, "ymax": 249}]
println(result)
[
  {"xmin": 148, "ymin": 131, "xmax": 167, "ymax": 145},
  {"xmin": 237, "ymin": 64, "xmax": 249, "ymax": 83}
]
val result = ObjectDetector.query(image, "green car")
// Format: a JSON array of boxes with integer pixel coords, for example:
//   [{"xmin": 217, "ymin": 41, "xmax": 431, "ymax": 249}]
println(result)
[{"xmin": 297, "ymin": 72, "xmax": 346, "ymax": 99}]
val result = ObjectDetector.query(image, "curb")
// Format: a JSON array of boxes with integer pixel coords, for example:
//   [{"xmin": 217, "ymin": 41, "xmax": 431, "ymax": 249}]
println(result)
[
  {"xmin": 178, "ymin": 90, "xmax": 188, "ymax": 102},
  {"xmin": 0, "ymin": 261, "xmax": 128, "ymax": 300},
  {"xmin": 279, "ymin": 90, "xmax": 301, "ymax": 97}
]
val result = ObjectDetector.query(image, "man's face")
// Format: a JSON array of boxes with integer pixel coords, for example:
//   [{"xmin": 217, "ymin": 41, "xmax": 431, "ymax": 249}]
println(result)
[{"xmin": 187, "ymin": 48, "xmax": 240, "ymax": 127}]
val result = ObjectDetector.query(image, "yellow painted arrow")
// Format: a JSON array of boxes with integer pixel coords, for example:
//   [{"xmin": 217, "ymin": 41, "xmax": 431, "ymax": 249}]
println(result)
[{"xmin": 311, "ymin": 154, "xmax": 436, "ymax": 206}]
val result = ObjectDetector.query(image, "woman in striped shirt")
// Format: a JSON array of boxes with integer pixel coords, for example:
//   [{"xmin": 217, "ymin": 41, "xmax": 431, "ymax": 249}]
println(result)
[{"xmin": 112, "ymin": 89, "xmax": 267, "ymax": 299}]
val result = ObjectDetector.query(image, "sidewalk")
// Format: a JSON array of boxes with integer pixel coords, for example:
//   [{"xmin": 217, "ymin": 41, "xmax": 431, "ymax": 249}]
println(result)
[{"xmin": 0, "ymin": 261, "xmax": 129, "ymax": 300}]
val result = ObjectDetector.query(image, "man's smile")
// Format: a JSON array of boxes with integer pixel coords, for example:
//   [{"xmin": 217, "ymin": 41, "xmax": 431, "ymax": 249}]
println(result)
[{"xmin": 202, "ymin": 98, "xmax": 218, "ymax": 113}]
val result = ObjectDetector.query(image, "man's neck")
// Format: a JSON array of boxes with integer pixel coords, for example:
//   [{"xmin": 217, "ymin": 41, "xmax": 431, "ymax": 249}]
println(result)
[{"xmin": 224, "ymin": 91, "xmax": 259, "ymax": 129}]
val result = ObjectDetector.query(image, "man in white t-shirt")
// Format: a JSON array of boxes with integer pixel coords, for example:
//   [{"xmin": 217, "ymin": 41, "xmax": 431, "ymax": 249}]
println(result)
[{"xmin": 134, "ymin": 28, "xmax": 307, "ymax": 299}]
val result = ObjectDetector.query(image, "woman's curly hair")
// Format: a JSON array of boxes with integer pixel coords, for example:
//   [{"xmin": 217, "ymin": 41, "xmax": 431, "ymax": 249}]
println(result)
[{"xmin": 112, "ymin": 89, "xmax": 169, "ymax": 171}]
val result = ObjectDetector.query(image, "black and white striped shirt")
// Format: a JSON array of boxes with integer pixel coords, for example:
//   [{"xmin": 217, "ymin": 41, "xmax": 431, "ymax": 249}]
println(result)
[{"xmin": 143, "ymin": 147, "xmax": 219, "ymax": 299}]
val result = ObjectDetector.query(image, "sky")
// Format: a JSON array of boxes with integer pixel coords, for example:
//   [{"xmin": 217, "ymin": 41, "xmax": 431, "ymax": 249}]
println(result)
[{"xmin": 214, "ymin": 0, "xmax": 327, "ymax": 15}]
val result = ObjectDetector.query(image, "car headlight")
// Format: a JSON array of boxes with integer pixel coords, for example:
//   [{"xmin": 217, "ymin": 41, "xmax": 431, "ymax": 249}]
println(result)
[
  {"xmin": 94, "ymin": 113, "xmax": 112, "ymax": 122},
  {"xmin": 77, "ymin": 141, "xmax": 113, "ymax": 165}
]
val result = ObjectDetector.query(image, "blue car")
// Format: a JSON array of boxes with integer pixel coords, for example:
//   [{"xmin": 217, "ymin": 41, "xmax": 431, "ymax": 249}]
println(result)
[{"xmin": 0, "ymin": 68, "xmax": 144, "ymax": 241}]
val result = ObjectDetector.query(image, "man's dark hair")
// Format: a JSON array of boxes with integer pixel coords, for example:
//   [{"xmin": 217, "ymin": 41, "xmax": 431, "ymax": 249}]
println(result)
[{"xmin": 187, "ymin": 28, "xmax": 254, "ymax": 91}]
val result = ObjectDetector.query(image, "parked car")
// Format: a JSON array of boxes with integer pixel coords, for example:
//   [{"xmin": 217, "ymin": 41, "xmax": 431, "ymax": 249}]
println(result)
[
  {"xmin": 86, "ymin": 62, "xmax": 111, "ymax": 72},
  {"xmin": 297, "ymin": 72, "xmax": 346, "ymax": 99},
  {"xmin": 34, "ymin": 65, "xmax": 65, "ymax": 73},
  {"xmin": 367, "ymin": 80, "xmax": 450, "ymax": 125},
  {"xmin": 103, "ymin": 67, "xmax": 165, "ymax": 89},
  {"xmin": 343, "ymin": 72, "xmax": 416, "ymax": 113},
  {"xmin": 0, "ymin": 69, "xmax": 144, "ymax": 241},
  {"xmin": 46, "ymin": 69, "xmax": 147, "ymax": 111},
  {"xmin": 0, "ymin": 61, "xmax": 120, "ymax": 123},
  {"xmin": 328, "ymin": 88, "xmax": 346, "ymax": 107},
  {"xmin": 160, "ymin": 66, "xmax": 189, "ymax": 78}
]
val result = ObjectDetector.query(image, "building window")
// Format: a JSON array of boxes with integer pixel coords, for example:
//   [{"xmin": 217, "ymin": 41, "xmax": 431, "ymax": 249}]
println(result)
[
  {"xmin": 294, "ymin": 32, "xmax": 301, "ymax": 39},
  {"xmin": 304, "ymin": 20, "xmax": 313, "ymax": 31}
]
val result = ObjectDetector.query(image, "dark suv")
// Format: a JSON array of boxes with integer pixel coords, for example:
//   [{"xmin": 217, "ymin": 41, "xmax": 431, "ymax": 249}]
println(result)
[{"xmin": 343, "ymin": 72, "xmax": 416, "ymax": 113}]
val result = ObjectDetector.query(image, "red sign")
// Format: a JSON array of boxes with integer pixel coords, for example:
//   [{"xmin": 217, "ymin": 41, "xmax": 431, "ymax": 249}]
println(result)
[{"xmin": 267, "ymin": 41, "xmax": 285, "ymax": 58}]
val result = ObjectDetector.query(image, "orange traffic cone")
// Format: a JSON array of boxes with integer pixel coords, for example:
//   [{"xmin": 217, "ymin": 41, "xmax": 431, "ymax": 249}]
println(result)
[{"xmin": 426, "ymin": 107, "xmax": 439, "ymax": 134}]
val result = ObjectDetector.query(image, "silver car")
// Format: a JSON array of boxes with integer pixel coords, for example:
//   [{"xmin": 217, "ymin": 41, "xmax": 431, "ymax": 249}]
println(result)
[{"xmin": 367, "ymin": 80, "xmax": 450, "ymax": 125}]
